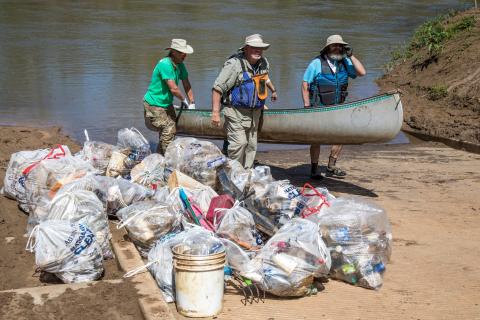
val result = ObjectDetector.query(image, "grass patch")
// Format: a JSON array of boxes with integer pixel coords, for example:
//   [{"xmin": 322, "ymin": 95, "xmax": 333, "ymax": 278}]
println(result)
[
  {"xmin": 386, "ymin": 13, "xmax": 476, "ymax": 70},
  {"xmin": 425, "ymin": 85, "xmax": 449, "ymax": 101},
  {"xmin": 410, "ymin": 15, "xmax": 475, "ymax": 56}
]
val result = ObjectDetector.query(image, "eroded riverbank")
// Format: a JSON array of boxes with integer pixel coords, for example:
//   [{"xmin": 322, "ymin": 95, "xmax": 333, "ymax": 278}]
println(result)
[{"xmin": 378, "ymin": 8, "xmax": 480, "ymax": 146}]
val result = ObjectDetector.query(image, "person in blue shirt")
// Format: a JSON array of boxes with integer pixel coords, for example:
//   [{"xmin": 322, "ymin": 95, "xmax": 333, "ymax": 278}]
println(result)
[{"xmin": 302, "ymin": 35, "xmax": 366, "ymax": 179}]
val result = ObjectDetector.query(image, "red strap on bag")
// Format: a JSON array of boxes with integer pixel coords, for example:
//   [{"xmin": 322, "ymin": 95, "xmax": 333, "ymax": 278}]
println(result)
[
  {"xmin": 300, "ymin": 183, "xmax": 330, "ymax": 218},
  {"xmin": 22, "ymin": 145, "xmax": 67, "ymax": 175}
]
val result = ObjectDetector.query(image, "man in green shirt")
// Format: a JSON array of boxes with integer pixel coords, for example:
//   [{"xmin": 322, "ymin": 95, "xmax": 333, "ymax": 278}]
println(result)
[{"xmin": 144, "ymin": 39, "xmax": 195, "ymax": 154}]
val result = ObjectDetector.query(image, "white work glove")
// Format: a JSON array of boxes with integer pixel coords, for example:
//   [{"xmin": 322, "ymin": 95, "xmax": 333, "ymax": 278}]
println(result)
[
  {"xmin": 188, "ymin": 103, "xmax": 196, "ymax": 110},
  {"xmin": 181, "ymin": 98, "xmax": 189, "ymax": 109}
]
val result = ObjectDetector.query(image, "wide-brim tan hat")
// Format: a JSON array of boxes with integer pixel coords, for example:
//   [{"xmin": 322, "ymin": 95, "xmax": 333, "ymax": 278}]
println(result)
[
  {"xmin": 165, "ymin": 38, "xmax": 194, "ymax": 54},
  {"xmin": 321, "ymin": 34, "xmax": 348, "ymax": 53},
  {"xmin": 239, "ymin": 34, "xmax": 270, "ymax": 50}
]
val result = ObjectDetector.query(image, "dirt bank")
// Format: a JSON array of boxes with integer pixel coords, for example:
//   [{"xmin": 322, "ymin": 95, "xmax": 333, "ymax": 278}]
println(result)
[
  {"xmin": 377, "ymin": 8, "xmax": 480, "ymax": 145},
  {"xmin": 0, "ymin": 280, "xmax": 143, "ymax": 320},
  {"xmin": 0, "ymin": 126, "xmax": 143, "ymax": 320}
]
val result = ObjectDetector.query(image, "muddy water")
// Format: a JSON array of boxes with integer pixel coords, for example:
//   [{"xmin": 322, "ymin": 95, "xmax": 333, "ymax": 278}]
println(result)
[{"xmin": 0, "ymin": 0, "xmax": 468, "ymax": 144}]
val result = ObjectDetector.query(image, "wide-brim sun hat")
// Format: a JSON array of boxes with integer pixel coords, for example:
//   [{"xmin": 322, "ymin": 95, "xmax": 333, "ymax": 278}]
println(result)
[
  {"xmin": 239, "ymin": 34, "xmax": 270, "ymax": 50},
  {"xmin": 320, "ymin": 34, "xmax": 348, "ymax": 53},
  {"xmin": 165, "ymin": 38, "xmax": 194, "ymax": 54}
]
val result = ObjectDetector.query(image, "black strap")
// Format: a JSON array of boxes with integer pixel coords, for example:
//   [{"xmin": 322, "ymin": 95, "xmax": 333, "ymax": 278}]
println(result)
[
  {"xmin": 175, "ymin": 104, "xmax": 186, "ymax": 125},
  {"xmin": 317, "ymin": 54, "xmax": 348, "ymax": 74},
  {"xmin": 237, "ymin": 57, "xmax": 248, "ymax": 100},
  {"xmin": 238, "ymin": 58, "xmax": 247, "ymax": 73}
]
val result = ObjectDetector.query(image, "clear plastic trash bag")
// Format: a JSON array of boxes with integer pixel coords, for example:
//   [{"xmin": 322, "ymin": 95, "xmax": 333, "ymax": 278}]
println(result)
[
  {"xmin": 24, "ymin": 156, "xmax": 97, "ymax": 231},
  {"xmin": 215, "ymin": 202, "xmax": 260, "ymax": 250},
  {"xmin": 116, "ymin": 200, "xmax": 182, "ymax": 257},
  {"xmin": 151, "ymin": 185, "xmax": 171, "ymax": 203},
  {"xmin": 2, "ymin": 146, "xmax": 71, "ymax": 211},
  {"xmin": 217, "ymin": 159, "xmax": 251, "ymax": 197},
  {"xmin": 55, "ymin": 173, "xmax": 102, "ymax": 197},
  {"xmin": 250, "ymin": 166, "xmax": 273, "ymax": 184},
  {"xmin": 116, "ymin": 127, "xmax": 151, "ymax": 166},
  {"xmin": 124, "ymin": 227, "xmax": 223, "ymax": 303},
  {"xmin": 245, "ymin": 179, "xmax": 303, "ymax": 236},
  {"xmin": 317, "ymin": 197, "xmax": 392, "ymax": 290},
  {"xmin": 76, "ymin": 141, "xmax": 116, "ymax": 175},
  {"xmin": 26, "ymin": 220, "xmax": 104, "ymax": 283},
  {"xmin": 46, "ymin": 190, "xmax": 113, "ymax": 259},
  {"xmin": 220, "ymin": 238, "xmax": 259, "ymax": 280},
  {"xmin": 54, "ymin": 171, "xmax": 154, "ymax": 218},
  {"xmin": 296, "ymin": 184, "xmax": 336, "ymax": 222},
  {"xmin": 186, "ymin": 187, "xmax": 218, "ymax": 214},
  {"xmin": 104, "ymin": 177, "xmax": 155, "ymax": 215},
  {"xmin": 130, "ymin": 153, "xmax": 166, "ymax": 189},
  {"xmin": 163, "ymin": 186, "xmax": 217, "ymax": 220},
  {"xmin": 105, "ymin": 149, "xmax": 129, "ymax": 178},
  {"xmin": 164, "ymin": 137, "xmax": 226, "ymax": 189},
  {"xmin": 247, "ymin": 218, "xmax": 331, "ymax": 297}
]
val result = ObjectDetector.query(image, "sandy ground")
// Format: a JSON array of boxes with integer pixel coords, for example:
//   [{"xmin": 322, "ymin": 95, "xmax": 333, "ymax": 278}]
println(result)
[
  {"xmin": 173, "ymin": 143, "xmax": 480, "ymax": 319},
  {"xmin": 0, "ymin": 280, "xmax": 143, "ymax": 320},
  {"xmin": 1, "ymin": 126, "xmax": 480, "ymax": 319},
  {"xmin": 0, "ymin": 126, "xmax": 143, "ymax": 320}
]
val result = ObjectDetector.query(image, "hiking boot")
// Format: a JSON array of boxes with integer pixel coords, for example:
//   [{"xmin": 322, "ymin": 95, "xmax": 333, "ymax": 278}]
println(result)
[
  {"xmin": 310, "ymin": 162, "xmax": 323, "ymax": 180},
  {"xmin": 310, "ymin": 173, "xmax": 324, "ymax": 180},
  {"xmin": 325, "ymin": 166, "xmax": 347, "ymax": 178}
]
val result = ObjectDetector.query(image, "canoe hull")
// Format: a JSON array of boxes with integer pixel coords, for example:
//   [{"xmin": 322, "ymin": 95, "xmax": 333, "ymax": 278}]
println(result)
[{"xmin": 176, "ymin": 93, "xmax": 403, "ymax": 145}]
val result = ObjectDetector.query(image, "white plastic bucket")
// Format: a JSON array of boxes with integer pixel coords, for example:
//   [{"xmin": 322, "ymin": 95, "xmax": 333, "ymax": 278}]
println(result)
[{"xmin": 172, "ymin": 244, "xmax": 225, "ymax": 318}]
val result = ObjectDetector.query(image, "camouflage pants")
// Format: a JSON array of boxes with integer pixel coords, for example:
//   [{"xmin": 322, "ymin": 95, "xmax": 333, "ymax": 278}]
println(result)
[{"xmin": 144, "ymin": 102, "xmax": 176, "ymax": 155}]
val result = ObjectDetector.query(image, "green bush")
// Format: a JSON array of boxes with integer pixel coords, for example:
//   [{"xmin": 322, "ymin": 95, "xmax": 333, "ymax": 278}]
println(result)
[
  {"xmin": 386, "ymin": 13, "xmax": 476, "ymax": 68},
  {"xmin": 449, "ymin": 16, "xmax": 475, "ymax": 33},
  {"xmin": 426, "ymin": 85, "xmax": 448, "ymax": 101},
  {"xmin": 410, "ymin": 18, "xmax": 449, "ymax": 56}
]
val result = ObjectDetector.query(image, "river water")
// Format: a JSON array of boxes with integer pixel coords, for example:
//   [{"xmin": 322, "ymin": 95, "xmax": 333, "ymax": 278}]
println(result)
[{"xmin": 0, "ymin": 0, "xmax": 469, "ymax": 145}]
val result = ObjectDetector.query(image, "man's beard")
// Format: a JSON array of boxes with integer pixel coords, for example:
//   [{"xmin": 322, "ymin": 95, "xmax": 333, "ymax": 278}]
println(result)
[{"xmin": 328, "ymin": 53, "xmax": 343, "ymax": 61}]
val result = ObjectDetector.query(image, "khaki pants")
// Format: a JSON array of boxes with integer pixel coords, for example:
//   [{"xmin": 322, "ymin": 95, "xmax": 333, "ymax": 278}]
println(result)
[
  {"xmin": 144, "ymin": 102, "xmax": 176, "ymax": 155},
  {"xmin": 223, "ymin": 106, "xmax": 261, "ymax": 169}
]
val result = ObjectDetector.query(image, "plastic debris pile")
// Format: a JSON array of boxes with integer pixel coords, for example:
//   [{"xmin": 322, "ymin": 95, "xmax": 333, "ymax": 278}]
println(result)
[
  {"xmin": 1, "ymin": 128, "xmax": 392, "ymax": 301},
  {"xmin": 317, "ymin": 197, "xmax": 392, "ymax": 289}
]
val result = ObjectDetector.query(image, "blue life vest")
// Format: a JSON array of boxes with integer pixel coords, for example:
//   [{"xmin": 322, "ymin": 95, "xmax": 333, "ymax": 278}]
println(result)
[
  {"xmin": 309, "ymin": 55, "xmax": 350, "ymax": 106},
  {"xmin": 230, "ymin": 57, "xmax": 266, "ymax": 109}
]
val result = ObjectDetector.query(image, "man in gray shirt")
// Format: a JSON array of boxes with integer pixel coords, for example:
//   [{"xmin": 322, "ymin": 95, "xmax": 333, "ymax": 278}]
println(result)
[{"xmin": 211, "ymin": 34, "xmax": 277, "ymax": 168}]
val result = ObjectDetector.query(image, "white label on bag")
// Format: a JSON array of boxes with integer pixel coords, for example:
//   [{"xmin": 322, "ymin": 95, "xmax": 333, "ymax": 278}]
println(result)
[
  {"xmin": 281, "ymin": 183, "xmax": 299, "ymax": 200},
  {"xmin": 65, "ymin": 224, "xmax": 95, "ymax": 255}
]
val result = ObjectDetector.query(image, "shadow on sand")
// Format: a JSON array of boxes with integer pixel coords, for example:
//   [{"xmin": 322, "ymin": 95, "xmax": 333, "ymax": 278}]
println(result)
[{"xmin": 266, "ymin": 164, "xmax": 378, "ymax": 198}]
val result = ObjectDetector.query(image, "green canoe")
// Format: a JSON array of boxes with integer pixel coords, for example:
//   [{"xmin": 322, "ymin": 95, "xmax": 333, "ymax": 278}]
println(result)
[{"xmin": 176, "ymin": 91, "xmax": 403, "ymax": 144}]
